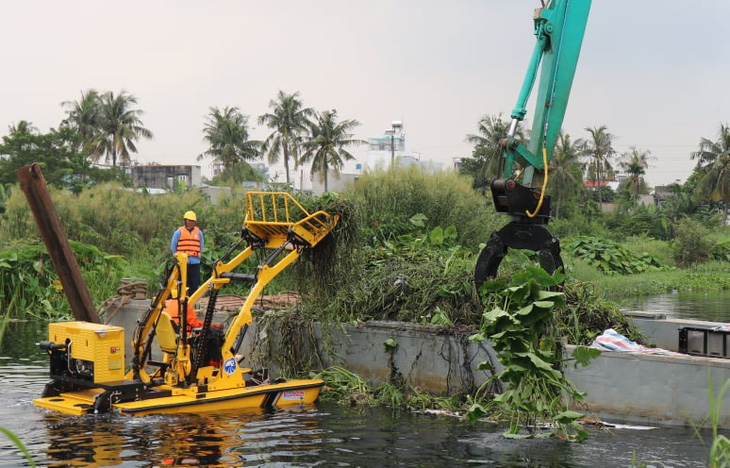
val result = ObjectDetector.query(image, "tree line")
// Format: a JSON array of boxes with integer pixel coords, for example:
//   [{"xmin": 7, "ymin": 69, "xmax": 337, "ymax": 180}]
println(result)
[
  {"xmin": 1, "ymin": 90, "xmax": 728, "ymax": 223},
  {"xmin": 0, "ymin": 89, "xmax": 363, "ymax": 193},
  {"xmin": 460, "ymin": 114, "xmax": 730, "ymax": 224}
]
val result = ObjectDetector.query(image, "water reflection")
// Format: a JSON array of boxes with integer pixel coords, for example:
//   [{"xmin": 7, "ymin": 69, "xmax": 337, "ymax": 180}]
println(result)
[{"xmin": 38, "ymin": 407, "xmax": 326, "ymax": 467}]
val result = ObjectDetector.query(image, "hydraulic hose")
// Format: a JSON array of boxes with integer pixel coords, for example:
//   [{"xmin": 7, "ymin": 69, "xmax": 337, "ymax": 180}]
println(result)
[{"xmin": 526, "ymin": 146, "xmax": 549, "ymax": 218}]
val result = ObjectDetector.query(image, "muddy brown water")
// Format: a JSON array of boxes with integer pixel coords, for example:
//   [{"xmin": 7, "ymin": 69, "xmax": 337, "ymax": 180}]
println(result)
[{"xmin": 0, "ymin": 319, "xmax": 713, "ymax": 467}]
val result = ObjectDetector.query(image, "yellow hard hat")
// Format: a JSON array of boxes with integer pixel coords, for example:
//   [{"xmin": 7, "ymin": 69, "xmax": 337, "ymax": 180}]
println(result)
[
  {"xmin": 183, "ymin": 210, "xmax": 197, "ymax": 221},
  {"xmin": 170, "ymin": 287, "xmax": 179, "ymax": 299}
]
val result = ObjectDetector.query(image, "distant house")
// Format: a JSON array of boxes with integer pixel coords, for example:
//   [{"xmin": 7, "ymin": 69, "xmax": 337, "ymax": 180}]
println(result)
[
  {"xmin": 653, "ymin": 185, "xmax": 676, "ymax": 206},
  {"xmin": 131, "ymin": 165, "xmax": 201, "ymax": 191}
]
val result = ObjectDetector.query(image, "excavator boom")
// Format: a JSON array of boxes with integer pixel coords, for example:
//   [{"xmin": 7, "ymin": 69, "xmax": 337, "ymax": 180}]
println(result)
[{"xmin": 476, "ymin": 0, "xmax": 592, "ymax": 286}]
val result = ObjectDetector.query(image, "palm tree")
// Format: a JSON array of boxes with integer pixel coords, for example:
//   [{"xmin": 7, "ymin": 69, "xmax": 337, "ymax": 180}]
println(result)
[
  {"xmin": 692, "ymin": 123, "xmax": 730, "ymax": 171},
  {"xmin": 463, "ymin": 114, "xmax": 519, "ymax": 191},
  {"xmin": 61, "ymin": 89, "xmax": 101, "ymax": 153},
  {"xmin": 258, "ymin": 91, "xmax": 314, "ymax": 187},
  {"xmin": 90, "ymin": 91, "xmax": 153, "ymax": 167},
  {"xmin": 199, "ymin": 106, "xmax": 260, "ymax": 183},
  {"xmin": 581, "ymin": 125, "xmax": 616, "ymax": 205},
  {"xmin": 8, "ymin": 120, "xmax": 37, "ymax": 137},
  {"xmin": 549, "ymin": 132, "xmax": 584, "ymax": 219},
  {"xmin": 693, "ymin": 124, "xmax": 730, "ymax": 224},
  {"xmin": 619, "ymin": 146, "xmax": 651, "ymax": 204},
  {"xmin": 300, "ymin": 110, "xmax": 363, "ymax": 192}
]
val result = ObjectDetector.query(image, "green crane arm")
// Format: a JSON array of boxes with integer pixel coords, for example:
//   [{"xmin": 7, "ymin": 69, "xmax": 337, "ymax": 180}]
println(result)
[
  {"xmin": 502, "ymin": 0, "xmax": 592, "ymax": 186},
  {"xmin": 475, "ymin": 0, "xmax": 592, "ymax": 286}
]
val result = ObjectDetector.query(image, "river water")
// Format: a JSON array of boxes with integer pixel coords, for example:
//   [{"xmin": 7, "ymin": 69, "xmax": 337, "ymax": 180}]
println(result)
[
  {"xmin": 0, "ymin": 319, "xmax": 714, "ymax": 467},
  {"xmin": 619, "ymin": 290, "xmax": 730, "ymax": 323}
]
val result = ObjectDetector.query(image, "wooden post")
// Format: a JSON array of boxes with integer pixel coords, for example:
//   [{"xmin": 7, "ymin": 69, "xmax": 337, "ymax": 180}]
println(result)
[{"xmin": 15, "ymin": 164, "xmax": 99, "ymax": 323}]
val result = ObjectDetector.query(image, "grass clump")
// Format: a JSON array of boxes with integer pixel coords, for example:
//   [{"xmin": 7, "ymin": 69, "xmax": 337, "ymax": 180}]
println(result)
[{"xmin": 346, "ymin": 165, "xmax": 501, "ymax": 247}]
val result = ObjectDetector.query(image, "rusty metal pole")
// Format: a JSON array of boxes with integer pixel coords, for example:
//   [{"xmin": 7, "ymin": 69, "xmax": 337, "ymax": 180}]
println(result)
[{"xmin": 16, "ymin": 164, "xmax": 100, "ymax": 323}]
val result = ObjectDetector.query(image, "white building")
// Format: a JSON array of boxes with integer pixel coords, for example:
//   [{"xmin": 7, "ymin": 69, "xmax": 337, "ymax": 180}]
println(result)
[
  {"xmin": 365, "ymin": 121, "xmax": 422, "ymax": 170},
  {"xmin": 296, "ymin": 121, "xmax": 445, "ymax": 195}
]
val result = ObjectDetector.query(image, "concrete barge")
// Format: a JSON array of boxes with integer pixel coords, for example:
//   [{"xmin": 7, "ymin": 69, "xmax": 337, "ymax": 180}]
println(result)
[{"xmin": 110, "ymin": 300, "xmax": 730, "ymax": 428}]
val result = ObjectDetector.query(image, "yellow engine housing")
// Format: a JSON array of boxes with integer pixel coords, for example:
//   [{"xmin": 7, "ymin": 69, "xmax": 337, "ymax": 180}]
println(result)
[{"xmin": 49, "ymin": 321, "xmax": 125, "ymax": 384}]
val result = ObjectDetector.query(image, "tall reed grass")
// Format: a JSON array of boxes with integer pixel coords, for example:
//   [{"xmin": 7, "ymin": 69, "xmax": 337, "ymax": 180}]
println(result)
[{"xmin": 345, "ymin": 165, "xmax": 502, "ymax": 248}]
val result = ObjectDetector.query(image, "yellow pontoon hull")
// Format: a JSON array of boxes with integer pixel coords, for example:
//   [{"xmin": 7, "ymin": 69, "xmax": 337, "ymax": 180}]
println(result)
[{"xmin": 34, "ymin": 379, "xmax": 323, "ymax": 417}]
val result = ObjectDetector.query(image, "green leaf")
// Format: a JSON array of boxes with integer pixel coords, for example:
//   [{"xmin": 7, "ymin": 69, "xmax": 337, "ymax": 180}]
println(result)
[
  {"xmin": 553, "ymin": 410, "xmax": 584, "ymax": 424},
  {"xmin": 383, "ymin": 338, "xmax": 398, "ymax": 351},
  {"xmin": 476, "ymin": 361, "xmax": 494, "ymax": 371},
  {"xmin": 466, "ymin": 403, "xmax": 486, "ymax": 423},
  {"xmin": 572, "ymin": 346, "xmax": 602, "ymax": 368},
  {"xmin": 429, "ymin": 226, "xmax": 444, "ymax": 245},
  {"xmin": 483, "ymin": 307, "xmax": 511, "ymax": 323},
  {"xmin": 409, "ymin": 213, "xmax": 427, "ymax": 227},
  {"xmin": 468, "ymin": 333, "xmax": 485, "ymax": 342},
  {"xmin": 516, "ymin": 352, "xmax": 554, "ymax": 372},
  {"xmin": 478, "ymin": 277, "xmax": 508, "ymax": 294},
  {"xmin": 573, "ymin": 428, "xmax": 591, "ymax": 443},
  {"xmin": 444, "ymin": 225, "xmax": 458, "ymax": 241}
]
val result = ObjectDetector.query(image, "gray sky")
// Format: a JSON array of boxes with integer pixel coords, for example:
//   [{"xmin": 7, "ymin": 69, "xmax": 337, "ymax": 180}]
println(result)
[{"xmin": 2, "ymin": 1, "xmax": 728, "ymax": 187}]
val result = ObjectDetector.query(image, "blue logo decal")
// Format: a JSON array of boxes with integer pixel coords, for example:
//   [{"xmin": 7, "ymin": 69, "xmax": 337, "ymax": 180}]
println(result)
[{"xmin": 223, "ymin": 357, "xmax": 237, "ymax": 375}]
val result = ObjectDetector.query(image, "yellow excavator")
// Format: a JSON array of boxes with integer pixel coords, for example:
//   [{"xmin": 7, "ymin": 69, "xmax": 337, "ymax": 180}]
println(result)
[{"xmin": 33, "ymin": 191, "xmax": 338, "ymax": 416}]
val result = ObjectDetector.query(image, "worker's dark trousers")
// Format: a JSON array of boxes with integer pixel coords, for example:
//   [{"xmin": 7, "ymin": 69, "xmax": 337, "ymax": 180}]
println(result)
[{"xmin": 187, "ymin": 263, "xmax": 201, "ymax": 295}]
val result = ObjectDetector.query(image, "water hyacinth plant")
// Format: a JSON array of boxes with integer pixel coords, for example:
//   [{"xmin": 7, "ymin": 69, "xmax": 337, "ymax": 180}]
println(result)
[{"xmin": 468, "ymin": 267, "xmax": 599, "ymax": 440}]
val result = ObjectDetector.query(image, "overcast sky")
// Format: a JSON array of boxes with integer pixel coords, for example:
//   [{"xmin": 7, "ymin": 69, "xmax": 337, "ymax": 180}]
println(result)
[{"xmin": 2, "ymin": 0, "xmax": 728, "ymax": 187}]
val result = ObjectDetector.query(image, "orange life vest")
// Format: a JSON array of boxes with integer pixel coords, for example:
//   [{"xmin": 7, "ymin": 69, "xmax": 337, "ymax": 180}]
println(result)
[
  {"xmin": 165, "ymin": 298, "xmax": 203, "ymax": 330},
  {"xmin": 176, "ymin": 226, "xmax": 201, "ymax": 257}
]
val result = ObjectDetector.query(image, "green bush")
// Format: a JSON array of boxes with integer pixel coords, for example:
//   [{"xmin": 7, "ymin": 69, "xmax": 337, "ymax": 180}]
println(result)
[
  {"xmin": 0, "ymin": 241, "xmax": 125, "ymax": 319},
  {"xmin": 603, "ymin": 206, "xmax": 668, "ymax": 240},
  {"xmin": 564, "ymin": 236, "xmax": 666, "ymax": 275},
  {"xmin": 673, "ymin": 218, "xmax": 713, "ymax": 266},
  {"xmin": 711, "ymin": 241, "xmax": 730, "ymax": 262}
]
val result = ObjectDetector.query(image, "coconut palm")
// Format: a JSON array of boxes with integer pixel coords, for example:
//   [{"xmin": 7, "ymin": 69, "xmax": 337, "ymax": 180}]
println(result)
[
  {"xmin": 619, "ymin": 146, "xmax": 651, "ymax": 204},
  {"xmin": 463, "ymin": 114, "xmax": 519, "ymax": 191},
  {"xmin": 693, "ymin": 124, "xmax": 730, "ymax": 224},
  {"xmin": 692, "ymin": 123, "xmax": 730, "ymax": 171},
  {"xmin": 90, "ymin": 91, "xmax": 153, "ymax": 167},
  {"xmin": 199, "ymin": 106, "xmax": 260, "ymax": 183},
  {"xmin": 7, "ymin": 120, "xmax": 37, "ymax": 137},
  {"xmin": 581, "ymin": 125, "xmax": 616, "ymax": 205},
  {"xmin": 258, "ymin": 91, "xmax": 314, "ymax": 187},
  {"xmin": 697, "ymin": 155, "xmax": 730, "ymax": 224},
  {"xmin": 300, "ymin": 110, "xmax": 363, "ymax": 193},
  {"xmin": 61, "ymin": 89, "xmax": 101, "ymax": 152},
  {"xmin": 549, "ymin": 132, "xmax": 584, "ymax": 219}
]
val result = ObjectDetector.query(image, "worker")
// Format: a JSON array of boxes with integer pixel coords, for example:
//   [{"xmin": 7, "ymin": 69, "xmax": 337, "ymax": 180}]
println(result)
[
  {"xmin": 164, "ymin": 291, "xmax": 223, "ymax": 367},
  {"xmin": 171, "ymin": 210, "xmax": 204, "ymax": 296},
  {"xmin": 165, "ymin": 294, "xmax": 203, "ymax": 331},
  {"xmin": 164, "ymin": 288, "xmax": 222, "ymax": 332}
]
